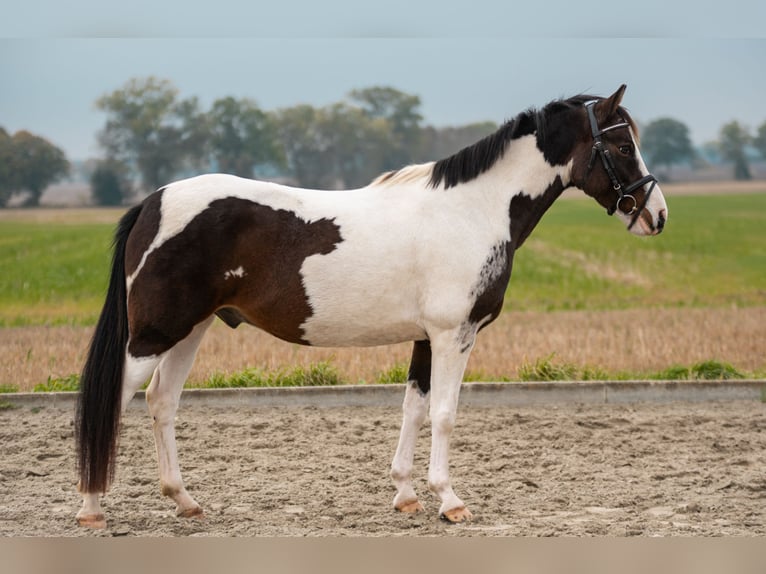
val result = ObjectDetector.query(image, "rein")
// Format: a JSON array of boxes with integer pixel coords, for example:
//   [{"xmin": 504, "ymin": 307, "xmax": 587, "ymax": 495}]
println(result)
[{"xmin": 583, "ymin": 100, "xmax": 658, "ymax": 228}]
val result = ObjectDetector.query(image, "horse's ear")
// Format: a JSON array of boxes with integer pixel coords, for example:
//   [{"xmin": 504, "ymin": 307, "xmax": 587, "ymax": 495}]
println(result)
[{"xmin": 596, "ymin": 84, "xmax": 627, "ymax": 122}]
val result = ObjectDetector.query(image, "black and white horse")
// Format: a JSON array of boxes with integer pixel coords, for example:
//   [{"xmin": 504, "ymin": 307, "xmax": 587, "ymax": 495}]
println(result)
[{"xmin": 76, "ymin": 85, "xmax": 667, "ymax": 528}]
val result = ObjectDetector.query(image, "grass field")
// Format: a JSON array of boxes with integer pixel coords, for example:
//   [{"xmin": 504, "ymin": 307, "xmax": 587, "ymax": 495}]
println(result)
[
  {"xmin": 0, "ymin": 190, "xmax": 764, "ymax": 390},
  {"xmin": 512, "ymin": 192, "xmax": 766, "ymax": 310},
  {"xmin": 1, "ymin": 193, "xmax": 764, "ymax": 326}
]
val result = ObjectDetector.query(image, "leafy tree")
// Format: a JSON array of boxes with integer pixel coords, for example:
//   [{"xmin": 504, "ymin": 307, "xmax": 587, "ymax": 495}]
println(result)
[
  {"xmin": 96, "ymin": 77, "xmax": 208, "ymax": 194},
  {"xmin": 753, "ymin": 121, "xmax": 766, "ymax": 160},
  {"xmin": 641, "ymin": 118, "xmax": 695, "ymax": 176},
  {"xmin": 208, "ymin": 97, "xmax": 284, "ymax": 177},
  {"xmin": 348, "ymin": 86, "xmax": 423, "ymax": 171},
  {"xmin": 318, "ymin": 102, "xmax": 391, "ymax": 188},
  {"xmin": 90, "ymin": 160, "xmax": 131, "ymax": 206},
  {"xmin": 0, "ymin": 130, "xmax": 69, "ymax": 207},
  {"xmin": 718, "ymin": 121, "xmax": 752, "ymax": 180},
  {"xmin": 276, "ymin": 102, "xmax": 393, "ymax": 189},
  {"xmin": 275, "ymin": 104, "xmax": 329, "ymax": 188}
]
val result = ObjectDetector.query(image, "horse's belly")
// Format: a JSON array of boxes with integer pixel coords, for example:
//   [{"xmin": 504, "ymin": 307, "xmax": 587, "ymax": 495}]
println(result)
[
  {"xmin": 299, "ymin": 283, "xmax": 426, "ymax": 346},
  {"xmin": 301, "ymin": 313, "xmax": 427, "ymax": 347}
]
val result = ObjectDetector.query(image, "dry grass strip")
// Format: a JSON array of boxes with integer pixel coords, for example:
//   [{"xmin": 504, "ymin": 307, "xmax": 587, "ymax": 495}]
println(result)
[{"xmin": 2, "ymin": 307, "xmax": 764, "ymax": 391}]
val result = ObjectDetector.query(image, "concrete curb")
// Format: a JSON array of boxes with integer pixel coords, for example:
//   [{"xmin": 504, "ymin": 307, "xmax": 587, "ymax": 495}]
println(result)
[{"xmin": 2, "ymin": 380, "xmax": 765, "ymax": 410}]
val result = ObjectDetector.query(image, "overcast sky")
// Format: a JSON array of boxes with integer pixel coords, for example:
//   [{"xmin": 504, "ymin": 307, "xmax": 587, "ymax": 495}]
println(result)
[{"xmin": 2, "ymin": 1, "xmax": 765, "ymax": 161}]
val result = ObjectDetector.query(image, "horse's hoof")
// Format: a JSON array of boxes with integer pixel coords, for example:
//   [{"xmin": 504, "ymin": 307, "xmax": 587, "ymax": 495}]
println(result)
[
  {"xmin": 177, "ymin": 505, "xmax": 204, "ymax": 519},
  {"xmin": 440, "ymin": 506, "xmax": 473, "ymax": 523},
  {"xmin": 395, "ymin": 500, "xmax": 425, "ymax": 514},
  {"xmin": 76, "ymin": 513, "xmax": 107, "ymax": 529}
]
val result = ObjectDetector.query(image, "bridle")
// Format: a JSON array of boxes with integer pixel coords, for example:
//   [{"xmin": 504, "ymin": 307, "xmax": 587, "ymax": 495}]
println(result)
[{"xmin": 583, "ymin": 100, "xmax": 658, "ymax": 224}]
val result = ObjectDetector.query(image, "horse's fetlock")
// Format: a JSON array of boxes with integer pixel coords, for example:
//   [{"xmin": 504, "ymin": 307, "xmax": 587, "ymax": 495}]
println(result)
[
  {"xmin": 428, "ymin": 476, "xmax": 450, "ymax": 495},
  {"xmin": 160, "ymin": 481, "xmax": 181, "ymax": 498},
  {"xmin": 390, "ymin": 465, "xmax": 410, "ymax": 483}
]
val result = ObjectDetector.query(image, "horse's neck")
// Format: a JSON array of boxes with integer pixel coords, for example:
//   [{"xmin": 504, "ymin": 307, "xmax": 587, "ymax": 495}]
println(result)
[
  {"xmin": 508, "ymin": 176, "xmax": 567, "ymax": 249},
  {"xmin": 476, "ymin": 134, "xmax": 573, "ymax": 249}
]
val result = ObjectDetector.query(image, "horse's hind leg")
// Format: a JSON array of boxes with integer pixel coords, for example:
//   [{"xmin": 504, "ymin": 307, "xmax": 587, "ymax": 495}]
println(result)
[
  {"xmin": 76, "ymin": 353, "xmax": 161, "ymax": 528},
  {"xmin": 391, "ymin": 341, "xmax": 430, "ymax": 513},
  {"xmin": 145, "ymin": 316, "xmax": 214, "ymax": 518}
]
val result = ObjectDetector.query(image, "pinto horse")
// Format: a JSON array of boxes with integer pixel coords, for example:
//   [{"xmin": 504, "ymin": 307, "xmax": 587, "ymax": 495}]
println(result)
[{"xmin": 75, "ymin": 85, "xmax": 667, "ymax": 528}]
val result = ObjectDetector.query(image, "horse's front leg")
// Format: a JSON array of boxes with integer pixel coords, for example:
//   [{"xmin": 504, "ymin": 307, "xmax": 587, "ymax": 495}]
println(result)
[
  {"xmin": 427, "ymin": 328, "xmax": 475, "ymax": 523},
  {"xmin": 391, "ymin": 341, "xmax": 431, "ymax": 513}
]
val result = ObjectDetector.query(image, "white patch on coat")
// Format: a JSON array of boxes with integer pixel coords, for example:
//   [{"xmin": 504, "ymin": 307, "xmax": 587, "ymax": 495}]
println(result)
[
  {"xmin": 617, "ymin": 127, "xmax": 668, "ymax": 236},
  {"xmin": 223, "ymin": 266, "xmax": 246, "ymax": 280}
]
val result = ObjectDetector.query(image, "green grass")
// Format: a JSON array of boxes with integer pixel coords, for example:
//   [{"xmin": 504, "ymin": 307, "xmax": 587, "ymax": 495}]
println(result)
[
  {"xmin": 510, "ymin": 193, "xmax": 766, "ymax": 311},
  {"xmin": 20, "ymin": 357, "xmax": 754, "ymax": 393},
  {"xmin": 33, "ymin": 374, "xmax": 81, "ymax": 392},
  {"xmin": 188, "ymin": 361, "xmax": 347, "ymax": 389},
  {"xmin": 0, "ymin": 193, "xmax": 764, "ymax": 325},
  {"xmin": 374, "ymin": 363, "xmax": 409, "ymax": 384},
  {"xmin": 517, "ymin": 356, "xmax": 750, "ymax": 382},
  {"xmin": 0, "ymin": 220, "xmax": 113, "ymax": 326}
]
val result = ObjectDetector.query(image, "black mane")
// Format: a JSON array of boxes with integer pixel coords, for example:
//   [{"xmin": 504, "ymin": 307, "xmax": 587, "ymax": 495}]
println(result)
[{"xmin": 428, "ymin": 94, "xmax": 602, "ymax": 190}]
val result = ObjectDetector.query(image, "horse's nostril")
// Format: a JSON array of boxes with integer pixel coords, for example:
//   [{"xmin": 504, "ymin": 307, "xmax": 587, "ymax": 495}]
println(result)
[{"xmin": 657, "ymin": 209, "xmax": 667, "ymax": 232}]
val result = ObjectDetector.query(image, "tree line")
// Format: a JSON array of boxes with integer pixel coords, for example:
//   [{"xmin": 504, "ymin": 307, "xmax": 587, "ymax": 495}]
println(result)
[
  {"xmin": 2, "ymin": 76, "xmax": 766, "ymax": 207},
  {"xmin": 88, "ymin": 77, "xmax": 497, "ymax": 205}
]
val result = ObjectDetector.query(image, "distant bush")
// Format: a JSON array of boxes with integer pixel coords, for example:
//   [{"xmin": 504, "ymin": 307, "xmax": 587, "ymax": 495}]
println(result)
[
  {"xmin": 90, "ymin": 160, "xmax": 130, "ymax": 206},
  {"xmin": 691, "ymin": 360, "xmax": 744, "ymax": 380},
  {"xmin": 649, "ymin": 360, "xmax": 745, "ymax": 381},
  {"xmin": 375, "ymin": 363, "xmax": 409, "ymax": 385},
  {"xmin": 518, "ymin": 354, "xmax": 578, "ymax": 381}
]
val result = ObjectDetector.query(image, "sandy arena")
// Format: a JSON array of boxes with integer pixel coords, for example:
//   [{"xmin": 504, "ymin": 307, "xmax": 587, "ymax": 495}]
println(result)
[{"xmin": 1, "ymin": 395, "xmax": 765, "ymax": 537}]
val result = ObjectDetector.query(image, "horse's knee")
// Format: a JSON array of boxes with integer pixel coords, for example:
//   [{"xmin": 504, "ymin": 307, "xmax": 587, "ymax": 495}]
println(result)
[{"xmin": 431, "ymin": 409, "xmax": 455, "ymax": 435}]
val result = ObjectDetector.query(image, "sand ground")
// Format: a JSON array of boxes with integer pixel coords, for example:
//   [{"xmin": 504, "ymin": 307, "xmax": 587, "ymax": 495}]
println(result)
[{"xmin": 1, "ymin": 399, "xmax": 764, "ymax": 536}]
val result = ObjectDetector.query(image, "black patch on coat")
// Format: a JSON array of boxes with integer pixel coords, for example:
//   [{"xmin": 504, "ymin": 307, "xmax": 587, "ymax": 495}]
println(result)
[
  {"xmin": 467, "ymin": 241, "xmax": 514, "ymax": 331},
  {"xmin": 126, "ymin": 197, "xmax": 342, "ymax": 357},
  {"xmin": 534, "ymin": 101, "xmax": 583, "ymax": 167},
  {"xmin": 509, "ymin": 177, "xmax": 567, "ymax": 249},
  {"xmin": 408, "ymin": 340, "xmax": 432, "ymax": 396}
]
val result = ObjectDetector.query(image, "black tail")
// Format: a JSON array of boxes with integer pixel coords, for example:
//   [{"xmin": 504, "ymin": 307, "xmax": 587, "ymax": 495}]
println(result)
[{"xmin": 76, "ymin": 204, "xmax": 143, "ymax": 493}]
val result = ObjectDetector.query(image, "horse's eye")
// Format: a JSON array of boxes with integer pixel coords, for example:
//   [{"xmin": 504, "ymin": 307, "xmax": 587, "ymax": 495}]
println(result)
[{"xmin": 619, "ymin": 144, "xmax": 633, "ymax": 156}]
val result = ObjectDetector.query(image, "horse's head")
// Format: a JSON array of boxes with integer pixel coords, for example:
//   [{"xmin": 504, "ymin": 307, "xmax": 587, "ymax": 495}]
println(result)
[{"xmin": 571, "ymin": 84, "xmax": 667, "ymax": 236}]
